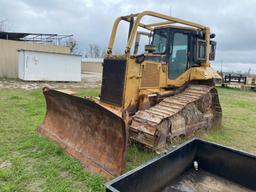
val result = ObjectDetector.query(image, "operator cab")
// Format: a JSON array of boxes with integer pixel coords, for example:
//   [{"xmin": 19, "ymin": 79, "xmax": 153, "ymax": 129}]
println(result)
[{"xmin": 136, "ymin": 27, "xmax": 216, "ymax": 79}]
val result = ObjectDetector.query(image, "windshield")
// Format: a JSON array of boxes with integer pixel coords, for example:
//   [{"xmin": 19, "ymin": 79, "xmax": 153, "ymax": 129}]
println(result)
[{"xmin": 152, "ymin": 29, "xmax": 168, "ymax": 53}]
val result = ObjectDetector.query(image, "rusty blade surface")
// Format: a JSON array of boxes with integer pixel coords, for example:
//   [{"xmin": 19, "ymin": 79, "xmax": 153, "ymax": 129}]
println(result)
[{"xmin": 37, "ymin": 88, "xmax": 127, "ymax": 179}]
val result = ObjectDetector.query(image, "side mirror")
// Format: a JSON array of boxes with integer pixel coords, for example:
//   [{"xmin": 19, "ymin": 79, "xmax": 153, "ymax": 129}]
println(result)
[
  {"xmin": 210, "ymin": 41, "xmax": 217, "ymax": 60},
  {"xmin": 210, "ymin": 33, "xmax": 216, "ymax": 39},
  {"xmin": 145, "ymin": 44, "xmax": 156, "ymax": 53},
  {"xmin": 195, "ymin": 39, "xmax": 206, "ymax": 63}
]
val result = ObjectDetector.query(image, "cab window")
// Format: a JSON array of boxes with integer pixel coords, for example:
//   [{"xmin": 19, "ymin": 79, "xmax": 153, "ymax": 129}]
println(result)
[
  {"xmin": 168, "ymin": 33, "xmax": 188, "ymax": 79},
  {"xmin": 152, "ymin": 29, "xmax": 168, "ymax": 53}
]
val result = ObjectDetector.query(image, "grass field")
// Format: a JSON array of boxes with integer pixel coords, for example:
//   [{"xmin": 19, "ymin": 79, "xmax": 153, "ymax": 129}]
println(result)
[{"xmin": 0, "ymin": 87, "xmax": 256, "ymax": 191}]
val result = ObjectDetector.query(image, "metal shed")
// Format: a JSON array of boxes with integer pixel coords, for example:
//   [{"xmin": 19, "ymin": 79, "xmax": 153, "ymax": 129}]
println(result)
[
  {"xmin": 18, "ymin": 50, "xmax": 81, "ymax": 81},
  {"xmin": 0, "ymin": 31, "xmax": 72, "ymax": 78}
]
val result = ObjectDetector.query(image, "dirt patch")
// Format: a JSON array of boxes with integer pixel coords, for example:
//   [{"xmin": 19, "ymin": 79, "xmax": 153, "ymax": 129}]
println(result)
[
  {"xmin": 59, "ymin": 170, "xmax": 72, "ymax": 179},
  {"xmin": 0, "ymin": 72, "xmax": 102, "ymax": 90},
  {"xmin": 72, "ymin": 181, "xmax": 89, "ymax": 192},
  {"xmin": 24, "ymin": 157, "xmax": 36, "ymax": 171},
  {"xmin": 0, "ymin": 160, "xmax": 12, "ymax": 169},
  {"xmin": 59, "ymin": 170, "xmax": 89, "ymax": 191},
  {"xmin": 27, "ymin": 179, "xmax": 45, "ymax": 192}
]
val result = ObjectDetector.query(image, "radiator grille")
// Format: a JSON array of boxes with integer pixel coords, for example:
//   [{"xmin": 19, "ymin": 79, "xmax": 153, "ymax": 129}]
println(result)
[{"xmin": 100, "ymin": 58, "xmax": 126, "ymax": 106}]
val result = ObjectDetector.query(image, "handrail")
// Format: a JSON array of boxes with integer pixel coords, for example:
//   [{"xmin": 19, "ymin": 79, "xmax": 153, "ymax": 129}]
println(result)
[{"xmin": 107, "ymin": 10, "xmax": 208, "ymax": 54}]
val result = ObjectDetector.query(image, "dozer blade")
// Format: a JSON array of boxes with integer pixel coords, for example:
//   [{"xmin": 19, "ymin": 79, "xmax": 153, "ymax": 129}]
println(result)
[{"xmin": 37, "ymin": 87, "xmax": 127, "ymax": 179}]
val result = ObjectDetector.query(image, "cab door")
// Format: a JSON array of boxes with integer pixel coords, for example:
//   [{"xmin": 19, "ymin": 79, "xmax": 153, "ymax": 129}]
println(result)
[{"xmin": 167, "ymin": 30, "xmax": 191, "ymax": 87}]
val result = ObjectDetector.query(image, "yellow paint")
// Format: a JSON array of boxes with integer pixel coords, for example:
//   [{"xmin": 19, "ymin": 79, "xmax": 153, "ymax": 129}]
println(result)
[{"xmin": 102, "ymin": 11, "xmax": 220, "ymax": 111}]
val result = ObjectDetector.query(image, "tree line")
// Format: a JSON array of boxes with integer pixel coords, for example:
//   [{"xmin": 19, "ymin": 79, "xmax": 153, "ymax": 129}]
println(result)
[{"xmin": 65, "ymin": 38, "xmax": 105, "ymax": 58}]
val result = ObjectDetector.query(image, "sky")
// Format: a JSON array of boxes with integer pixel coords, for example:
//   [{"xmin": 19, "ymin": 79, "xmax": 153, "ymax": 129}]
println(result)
[{"xmin": 0, "ymin": 0, "xmax": 256, "ymax": 73}]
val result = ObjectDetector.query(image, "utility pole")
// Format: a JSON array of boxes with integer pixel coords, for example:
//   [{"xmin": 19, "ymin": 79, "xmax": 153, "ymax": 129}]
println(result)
[
  {"xmin": 248, "ymin": 68, "xmax": 251, "ymax": 75},
  {"xmin": 220, "ymin": 59, "xmax": 223, "ymax": 73},
  {"xmin": 169, "ymin": 7, "xmax": 172, "ymax": 17}
]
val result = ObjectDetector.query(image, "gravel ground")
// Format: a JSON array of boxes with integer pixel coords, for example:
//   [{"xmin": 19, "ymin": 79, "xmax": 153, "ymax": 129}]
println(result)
[{"xmin": 0, "ymin": 72, "xmax": 102, "ymax": 90}]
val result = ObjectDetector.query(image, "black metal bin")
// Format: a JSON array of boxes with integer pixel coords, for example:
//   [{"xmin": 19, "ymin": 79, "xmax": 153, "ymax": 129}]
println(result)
[{"xmin": 106, "ymin": 138, "xmax": 256, "ymax": 192}]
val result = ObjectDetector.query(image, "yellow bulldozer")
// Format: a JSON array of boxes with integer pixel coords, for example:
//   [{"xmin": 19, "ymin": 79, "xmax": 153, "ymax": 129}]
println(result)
[{"xmin": 37, "ymin": 11, "xmax": 222, "ymax": 179}]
